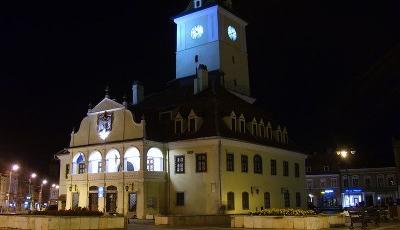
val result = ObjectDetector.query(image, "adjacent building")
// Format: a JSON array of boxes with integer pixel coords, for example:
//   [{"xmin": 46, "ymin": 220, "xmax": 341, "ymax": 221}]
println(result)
[
  {"xmin": 56, "ymin": 0, "xmax": 307, "ymax": 219},
  {"xmin": 306, "ymin": 153, "xmax": 399, "ymax": 209}
]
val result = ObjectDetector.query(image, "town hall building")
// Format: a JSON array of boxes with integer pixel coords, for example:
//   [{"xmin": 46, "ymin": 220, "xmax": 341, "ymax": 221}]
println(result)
[{"xmin": 57, "ymin": 0, "xmax": 306, "ymax": 219}]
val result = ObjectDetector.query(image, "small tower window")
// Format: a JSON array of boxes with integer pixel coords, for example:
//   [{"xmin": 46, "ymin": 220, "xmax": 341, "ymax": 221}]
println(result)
[
  {"xmin": 233, "ymin": 79, "xmax": 237, "ymax": 87},
  {"xmin": 194, "ymin": 0, "xmax": 202, "ymax": 8},
  {"xmin": 195, "ymin": 55, "xmax": 199, "ymax": 63},
  {"xmin": 232, "ymin": 56, "xmax": 235, "ymax": 64}
]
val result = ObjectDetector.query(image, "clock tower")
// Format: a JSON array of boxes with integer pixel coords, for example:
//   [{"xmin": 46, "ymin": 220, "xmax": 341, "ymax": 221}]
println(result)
[{"xmin": 174, "ymin": 0, "xmax": 250, "ymax": 96}]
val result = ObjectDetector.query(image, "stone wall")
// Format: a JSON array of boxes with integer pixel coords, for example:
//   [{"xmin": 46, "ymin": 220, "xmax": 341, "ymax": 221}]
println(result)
[
  {"xmin": 231, "ymin": 214, "xmax": 345, "ymax": 230},
  {"xmin": 155, "ymin": 215, "xmax": 231, "ymax": 226},
  {"xmin": 0, "ymin": 215, "xmax": 125, "ymax": 230}
]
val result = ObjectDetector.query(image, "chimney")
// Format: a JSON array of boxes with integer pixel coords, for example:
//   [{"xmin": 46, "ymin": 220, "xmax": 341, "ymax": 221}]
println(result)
[
  {"xmin": 132, "ymin": 81, "xmax": 144, "ymax": 105},
  {"xmin": 194, "ymin": 64, "xmax": 209, "ymax": 94}
]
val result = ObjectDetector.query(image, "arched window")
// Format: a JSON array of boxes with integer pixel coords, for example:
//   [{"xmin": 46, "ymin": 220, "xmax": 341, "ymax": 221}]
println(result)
[
  {"xmin": 254, "ymin": 155, "xmax": 262, "ymax": 174},
  {"xmin": 106, "ymin": 149, "xmax": 120, "ymax": 173},
  {"xmin": 72, "ymin": 152, "xmax": 85, "ymax": 174},
  {"xmin": 242, "ymin": 192, "xmax": 249, "ymax": 210},
  {"xmin": 124, "ymin": 147, "xmax": 140, "ymax": 172},
  {"xmin": 227, "ymin": 192, "xmax": 235, "ymax": 210},
  {"xmin": 88, "ymin": 151, "xmax": 102, "ymax": 174},
  {"xmin": 147, "ymin": 147, "xmax": 164, "ymax": 172}
]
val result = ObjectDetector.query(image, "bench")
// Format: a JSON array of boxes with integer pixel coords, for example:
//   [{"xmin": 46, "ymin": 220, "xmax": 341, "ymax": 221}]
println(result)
[{"xmin": 348, "ymin": 208, "xmax": 380, "ymax": 229}]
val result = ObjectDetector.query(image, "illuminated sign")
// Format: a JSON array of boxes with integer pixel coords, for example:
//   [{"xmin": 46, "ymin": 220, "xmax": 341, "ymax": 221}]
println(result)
[
  {"xmin": 99, "ymin": 186, "xmax": 104, "ymax": 198},
  {"xmin": 324, "ymin": 189, "xmax": 334, "ymax": 193},
  {"xmin": 345, "ymin": 189, "xmax": 362, "ymax": 193}
]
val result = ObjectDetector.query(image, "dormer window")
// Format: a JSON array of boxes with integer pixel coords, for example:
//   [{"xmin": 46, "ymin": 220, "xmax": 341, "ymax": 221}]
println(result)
[
  {"xmin": 175, "ymin": 112, "xmax": 184, "ymax": 135},
  {"xmin": 276, "ymin": 126, "xmax": 282, "ymax": 143},
  {"xmin": 239, "ymin": 114, "xmax": 245, "ymax": 133},
  {"xmin": 282, "ymin": 128, "xmax": 288, "ymax": 144},
  {"xmin": 266, "ymin": 123, "xmax": 272, "ymax": 139},
  {"xmin": 231, "ymin": 118, "xmax": 236, "ymax": 132},
  {"xmin": 252, "ymin": 121, "xmax": 257, "ymax": 136},
  {"xmin": 188, "ymin": 109, "xmax": 202, "ymax": 133},
  {"xmin": 194, "ymin": 0, "xmax": 201, "ymax": 8},
  {"xmin": 189, "ymin": 118, "xmax": 196, "ymax": 132},
  {"xmin": 259, "ymin": 120, "xmax": 265, "ymax": 138}
]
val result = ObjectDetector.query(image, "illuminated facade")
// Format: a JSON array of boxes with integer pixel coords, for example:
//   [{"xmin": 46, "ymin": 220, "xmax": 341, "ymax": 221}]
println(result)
[{"xmin": 57, "ymin": 0, "xmax": 306, "ymax": 218}]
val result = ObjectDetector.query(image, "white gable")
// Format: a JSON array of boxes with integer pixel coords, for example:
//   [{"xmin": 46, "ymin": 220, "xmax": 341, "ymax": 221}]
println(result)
[{"xmin": 89, "ymin": 98, "xmax": 125, "ymax": 114}]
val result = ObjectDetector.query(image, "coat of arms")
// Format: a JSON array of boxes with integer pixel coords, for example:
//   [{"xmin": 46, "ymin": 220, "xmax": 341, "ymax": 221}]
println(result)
[{"xmin": 97, "ymin": 111, "xmax": 113, "ymax": 140}]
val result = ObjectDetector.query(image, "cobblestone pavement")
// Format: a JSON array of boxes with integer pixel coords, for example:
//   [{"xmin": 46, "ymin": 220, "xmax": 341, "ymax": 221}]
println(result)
[{"xmin": 127, "ymin": 221, "xmax": 400, "ymax": 230}]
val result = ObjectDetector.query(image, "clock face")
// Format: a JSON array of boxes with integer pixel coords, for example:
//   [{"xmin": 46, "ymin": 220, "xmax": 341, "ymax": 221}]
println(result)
[
  {"xmin": 227, "ymin": 26, "xmax": 237, "ymax": 41},
  {"xmin": 190, "ymin": 25, "xmax": 204, "ymax": 39}
]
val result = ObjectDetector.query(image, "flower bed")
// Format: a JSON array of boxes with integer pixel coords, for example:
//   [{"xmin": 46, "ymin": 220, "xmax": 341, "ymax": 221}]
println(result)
[{"xmin": 250, "ymin": 208, "xmax": 316, "ymax": 216}]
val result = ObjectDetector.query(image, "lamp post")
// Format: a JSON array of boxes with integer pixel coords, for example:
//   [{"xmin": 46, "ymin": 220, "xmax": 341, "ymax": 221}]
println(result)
[
  {"xmin": 7, "ymin": 164, "xmax": 19, "ymax": 213},
  {"xmin": 38, "ymin": 179, "xmax": 47, "ymax": 211},
  {"xmin": 337, "ymin": 148, "xmax": 356, "ymax": 208},
  {"xmin": 29, "ymin": 173, "xmax": 37, "ymax": 211}
]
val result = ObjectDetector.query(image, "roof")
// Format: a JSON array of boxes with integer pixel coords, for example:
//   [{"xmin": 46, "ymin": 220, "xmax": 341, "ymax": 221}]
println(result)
[{"xmin": 130, "ymin": 74, "xmax": 302, "ymax": 152}]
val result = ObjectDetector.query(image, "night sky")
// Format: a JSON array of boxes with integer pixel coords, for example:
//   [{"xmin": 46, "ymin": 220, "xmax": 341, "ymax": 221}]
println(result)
[{"xmin": 0, "ymin": 1, "xmax": 399, "ymax": 177}]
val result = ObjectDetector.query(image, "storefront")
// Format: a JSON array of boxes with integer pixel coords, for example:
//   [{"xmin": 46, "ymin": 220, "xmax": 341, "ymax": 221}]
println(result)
[{"xmin": 342, "ymin": 189, "xmax": 363, "ymax": 207}]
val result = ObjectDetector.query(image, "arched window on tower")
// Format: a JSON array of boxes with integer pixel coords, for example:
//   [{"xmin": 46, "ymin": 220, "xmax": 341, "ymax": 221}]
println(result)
[
  {"xmin": 106, "ymin": 149, "xmax": 120, "ymax": 173},
  {"xmin": 147, "ymin": 147, "xmax": 164, "ymax": 172},
  {"xmin": 88, "ymin": 151, "xmax": 102, "ymax": 174},
  {"xmin": 124, "ymin": 147, "xmax": 140, "ymax": 172},
  {"xmin": 72, "ymin": 152, "xmax": 85, "ymax": 174},
  {"xmin": 194, "ymin": 0, "xmax": 202, "ymax": 8}
]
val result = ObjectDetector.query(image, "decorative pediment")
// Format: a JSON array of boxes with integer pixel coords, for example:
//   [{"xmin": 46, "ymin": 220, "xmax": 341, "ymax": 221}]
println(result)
[{"xmin": 89, "ymin": 98, "xmax": 125, "ymax": 114}]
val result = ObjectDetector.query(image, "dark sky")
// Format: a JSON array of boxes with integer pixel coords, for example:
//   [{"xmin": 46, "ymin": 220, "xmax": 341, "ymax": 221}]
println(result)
[{"xmin": 0, "ymin": 1, "xmax": 399, "ymax": 177}]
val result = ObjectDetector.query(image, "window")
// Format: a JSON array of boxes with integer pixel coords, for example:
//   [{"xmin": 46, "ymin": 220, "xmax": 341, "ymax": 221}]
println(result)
[
  {"xmin": 365, "ymin": 177, "xmax": 371, "ymax": 188},
  {"xmin": 124, "ymin": 147, "xmax": 140, "ymax": 172},
  {"xmin": 72, "ymin": 152, "xmax": 85, "ymax": 174},
  {"xmin": 352, "ymin": 176, "xmax": 359, "ymax": 187},
  {"xmin": 320, "ymin": 179, "xmax": 326, "ymax": 188},
  {"xmin": 106, "ymin": 149, "xmax": 120, "ymax": 173},
  {"xmin": 388, "ymin": 176, "xmax": 395, "ymax": 186},
  {"xmin": 175, "ymin": 155, "xmax": 185, "ymax": 174},
  {"xmin": 377, "ymin": 175, "xmax": 384, "ymax": 187},
  {"xmin": 264, "ymin": 192, "xmax": 270, "ymax": 209},
  {"xmin": 266, "ymin": 124, "xmax": 272, "ymax": 139},
  {"xmin": 147, "ymin": 148, "xmax": 164, "ymax": 172},
  {"xmin": 175, "ymin": 120, "xmax": 182, "ymax": 134},
  {"xmin": 194, "ymin": 0, "xmax": 201, "ymax": 9},
  {"xmin": 260, "ymin": 125, "xmax": 265, "ymax": 137},
  {"xmin": 295, "ymin": 163, "xmax": 300, "ymax": 178},
  {"xmin": 296, "ymin": 192, "xmax": 301, "ymax": 207},
  {"xmin": 88, "ymin": 151, "xmax": 102, "ymax": 173},
  {"xmin": 306, "ymin": 167, "xmax": 312, "ymax": 173},
  {"xmin": 232, "ymin": 56, "xmax": 235, "ymax": 64},
  {"xmin": 253, "ymin": 155, "xmax": 262, "ymax": 174},
  {"xmin": 227, "ymin": 192, "xmax": 235, "ymax": 210},
  {"xmin": 323, "ymin": 165, "xmax": 330, "ymax": 172},
  {"xmin": 65, "ymin": 164, "xmax": 70, "ymax": 179},
  {"xmin": 242, "ymin": 192, "xmax": 249, "ymax": 210},
  {"xmin": 306, "ymin": 180, "xmax": 313, "ymax": 189},
  {"xmin": 343, "ymin": 176, "xmax": 349, "ymax": 187},
  {"xmin": 176, "ymin": 192, "xmax": 184, "ymax": 206},
  {"xmin": 226, "ymin": 153, "xmax": 234, "ymax": 171},
  {"xmin": 271, "ymin": 160, "xmax": 277, "ymax": 175},
  {"xmin": 241, "ymin": 155, "xmax": 248, "ymax": 173},
  {"xmin": 252, "ymin": 123, "xmax": 257, "ymax": 136},
  {"xmin": 196, "ymin": 153, "xmax": 207, "ymax": 172},
  {"xmin": 128, "ymin": 193, "xmax": 137, "ymax": 212},
  {"xmin": 331, "ymin": 178, "xmax": 337, "ymax": 187},
  {"xmin": 195, "ymin": 54, "xmax": 199, "ymax": 62},
  {"xmin": 277, "ymin": 130, "xmax": 282, "ymax": 143},
  {"xmin": 283, "ymin": 161, "xmax": 289, "ymax": 176},
  {"xmin": 189, "ymin": 118, "xmax": 196, "ymax": 132},
  {"xmin": 78, "ymin": 163, "xmax": 85, "ymax": 174},
  {"xmin": 284, "ymin": 192, "xmax": 290, "ymax": 208},
  {"xmin": 231, "ymin": 118, "xmax": 236, "ymax": 132}
]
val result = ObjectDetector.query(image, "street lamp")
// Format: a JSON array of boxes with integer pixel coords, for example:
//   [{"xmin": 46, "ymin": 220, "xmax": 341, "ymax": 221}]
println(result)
[
  {"xmin": 7, "ymin": 164, "xmax": 19, "ymax": 212},
  {"xmin": 38, "ymin": 179, "xmax": 47, "ymax": 211},
  {"xmin": 28, "ymin": 173, "xmax": 37, "ymax": 211},
  {"xmin": 337, "ymin": 147, "xmax": 356, "ymax": 208}
]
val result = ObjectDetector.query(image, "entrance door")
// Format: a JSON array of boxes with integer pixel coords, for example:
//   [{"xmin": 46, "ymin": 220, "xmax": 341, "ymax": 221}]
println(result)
[
  {"xmin": 129, "ymin": 193, "xmax": 137, "ymax": 212},
  {"xmin": 106, "ymin": 193, "xmax": 117, "ymax": 213},
  {"xmin": 89, "ymin": 193, "xmax": 99, "ymax": 211}
]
